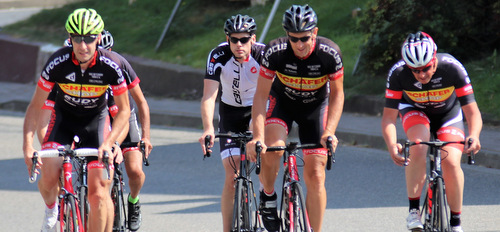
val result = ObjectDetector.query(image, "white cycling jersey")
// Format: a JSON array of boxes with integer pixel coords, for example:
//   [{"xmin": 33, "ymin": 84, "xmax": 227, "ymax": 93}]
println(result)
[{"xmin": 205, "ymin": 42, "xmax": 265, "ymax": 107}]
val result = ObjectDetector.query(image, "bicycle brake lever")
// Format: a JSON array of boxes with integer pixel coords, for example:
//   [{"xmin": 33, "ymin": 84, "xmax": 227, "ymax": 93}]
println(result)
[
  {"xmin": 326, "ymin": 136, "xmax": 334, "ymax": 170},
  {"xmin": 204, "ymin": 135, "xmax": 212, "ymax": 160},
  {"xmin": 403, "ymin": 140, "xmax": 410, "ymax": 166},
  {"xmin": 256, "ymin": 141, "xmax": 262, "ymax": 175},
  {"xmin": 140, "ymin": 140, "xmax": 149, "ymax": 166},
  {"xmin": 29, "ymin": 152, "xmax": 39, "ymax": 183},
  {"xmin": 103, "ymin": 152, "xmax": 111, "ymax": 180},
  {"xmin": 467, "ymin": 138, "xmax": 475, "ymax": 165}
]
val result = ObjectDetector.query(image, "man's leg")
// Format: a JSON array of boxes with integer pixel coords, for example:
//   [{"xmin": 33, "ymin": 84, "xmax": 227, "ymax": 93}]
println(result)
[
  {"xmin": 303, "ymin": 153, "xmax": 327, "ymax": 232},
  {"xmin": 87, "ymin": 163, "xmax": 113, "ymax": 232},
  {"xmin": 221, "ymin": 155, "xmax": 240, "ymax": 232},
  {"xmin": 38, "ymin": 158, "xmax": 63, "ymax": 231},
  {"xmin": 124, "ymin": 150, "xmax": 145, "ymax": 230}
]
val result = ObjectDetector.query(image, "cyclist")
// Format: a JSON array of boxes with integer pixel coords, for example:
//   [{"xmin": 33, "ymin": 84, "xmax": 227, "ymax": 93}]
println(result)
[
  {"xmin": 22, "ymin": 8, "xmax": 131, "ymax": 232},
  {"xmin": 381, "ymin": 31, "xmax": 482, "ymax": 232},
  {"xmin": 41, "ymin": 29, "xmax": 153, "ymax": 231},
  {"xmin": 198, "ymin": 14, "xmax": 264, "ymax": 232},
  {"xmin": 246, "ymin": 5, "xmax": 344, "ymax": 232}
]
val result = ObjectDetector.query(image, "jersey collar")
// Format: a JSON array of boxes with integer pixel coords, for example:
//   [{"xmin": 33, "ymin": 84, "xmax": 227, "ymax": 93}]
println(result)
[{"xmin": 71, "ymin": 50, "xmax": 98, "ymax": 68}]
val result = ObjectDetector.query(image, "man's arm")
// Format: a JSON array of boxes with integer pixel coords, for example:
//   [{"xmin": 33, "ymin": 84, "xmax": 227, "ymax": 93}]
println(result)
[
  {"xmin": 129, "ymin": 84, "xmax": 152, "ymax": 156},
  {"xmin": 462, "ymin": 102, "xmax": 482, "ymax": 153},
  {"xmin": 198, "ymin": 79, "xmax": 219, "ymax": 154},
  {"xmin": 322, "ymin": 77, "xmax": 344, "ymax": 151},
  {"xmin": 101, "ymin": 90, "xmax": 130, "ymax": 161},
  {"xmin": 23, "ymin": 86, "xmax": 50, "ymax": 173},
  {"xmin": 381, "ymin": 107, "xmax": 405, "ymax": 166},
  {"xmin": 246, "ymin": 74, "xmax": 273, "ymax": 162}
]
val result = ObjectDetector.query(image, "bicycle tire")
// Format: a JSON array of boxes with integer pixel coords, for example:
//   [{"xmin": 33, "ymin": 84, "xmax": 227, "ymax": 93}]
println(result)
[
  {"xmin": 60, "ymin": 195, "xmax": 81, "ymax": 232},
  {"xmin": 111, "ymin": 182, "xmax": 127, "ymax": 232},
  {"xmin": 433, "ymin": 178, "xmax": 449, "ymax": 231},
  {"xmin": 232, "ymin": 179, "xmax": 252, "ymax": 231},
  {"xmin": 291, "ymin": 182, "xmax": 311, "ymax": 232},
  {"xmin": 77, "ymin": 186, "xmax": 89, "ymax": 231}
]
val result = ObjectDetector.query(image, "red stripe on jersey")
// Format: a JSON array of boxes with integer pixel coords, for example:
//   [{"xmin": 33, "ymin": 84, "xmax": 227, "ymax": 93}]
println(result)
[
  {"xmin": 455, "ymin": 84, "xmax": 473, "ymax": 97},
  {"xmin": 259, "ymin": 66, "xmax": 276, "ymax": 80},
  {"xmin": 42, "ymin": 100, "xmax": 55, "ymax": 110},
  {"xmin": 385, "ymin": 89, "xmax": 403, "ymax": 99},
  {"xmin": 112, "ymin": 82, "xmax": 128, "ymax": 95},
  {"xmin": 128, "ymin": 77, "xmax": 140, "ymax": 89},
  {"xmin": 37, "ymin": 78, "xmax": 54, "ymax": 92},
  {"xmin": 328, "ymin": 67, "xmax": 344, "ymax": 81}
]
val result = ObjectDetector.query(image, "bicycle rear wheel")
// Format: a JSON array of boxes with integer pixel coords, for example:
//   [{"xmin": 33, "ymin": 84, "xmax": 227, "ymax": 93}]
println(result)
[
  {"xmin": 60, "ymin": 195, "xmax": 81, "ymax": 232},
  {"xmin": 232, "ymin": 179, "xmax": 252, "ymax": 231},
  {"xmin": 111, "ymin": 181, "xmax": 127, "ymax": 232}
]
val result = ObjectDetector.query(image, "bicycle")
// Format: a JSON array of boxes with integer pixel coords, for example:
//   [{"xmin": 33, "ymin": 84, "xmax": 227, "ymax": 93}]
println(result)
[
  {"xmin": 112, "ymin": 140, "xmax": 149, "ymax": 232},
  {"xmin": 204, "ymin": 131, "xmax": 263, "ymax": 232},
  {"xmin": 29, "ymin": 145, "xmax": 110, "ymax": 232},
  {"xmin": 402, "ymin": 138, "xmax": 473, "ymax": 232},
  {"xmin": 265, "ymin": 136, "xmax": 335, "ymax": 232}
]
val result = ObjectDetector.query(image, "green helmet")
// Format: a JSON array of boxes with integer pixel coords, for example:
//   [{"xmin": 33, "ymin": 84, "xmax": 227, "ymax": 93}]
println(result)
[{"xmin": 65, "ymin": 8, "xmax": 104, "ymax": 35}]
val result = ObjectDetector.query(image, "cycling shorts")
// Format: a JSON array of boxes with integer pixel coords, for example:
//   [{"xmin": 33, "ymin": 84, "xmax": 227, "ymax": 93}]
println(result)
[
  {"xmin": 265, "ymin": 90, "xmax": 328, "ymax": 155},
  {"xmin": 42, "ymin": 105, "xmax": 111, "ymax": 161},
  {"xmin": 218, "ymin": 102, "xmax": 252, "ymax": 160},
  {"xmin": 121, "ymin": 109, "xmax": 141, "ymax": 154},
  {"xmin": 399, "ymin": 102, "xmax": 465, "ymax": 151}
]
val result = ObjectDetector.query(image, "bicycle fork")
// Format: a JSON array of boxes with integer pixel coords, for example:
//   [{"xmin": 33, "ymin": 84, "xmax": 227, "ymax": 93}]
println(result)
[{"xmin": 60, "ymin": 157, "xmax": 84, "ymax": 231}]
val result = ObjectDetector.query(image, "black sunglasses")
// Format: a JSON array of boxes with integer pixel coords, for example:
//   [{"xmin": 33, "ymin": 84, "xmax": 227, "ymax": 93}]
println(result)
[
  {"xmin": 288, "ymin": 35, "xmax": 311, "ymax": 43},
  {"xmin": 410, "ymin": 65, "xmax": 432, "ymax": 74},
  {"xmin": 229, "ymin": 36, "xmax": 252, "ymax": 44},
  {"xmin": 70, "ymin": 34, "xmax": 98, "ymax": 44}
]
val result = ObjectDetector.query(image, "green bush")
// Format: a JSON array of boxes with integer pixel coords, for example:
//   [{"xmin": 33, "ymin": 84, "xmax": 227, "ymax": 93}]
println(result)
[{"xmin": 357, "ymin": 0, "xmax": 500, "ymax": 76}]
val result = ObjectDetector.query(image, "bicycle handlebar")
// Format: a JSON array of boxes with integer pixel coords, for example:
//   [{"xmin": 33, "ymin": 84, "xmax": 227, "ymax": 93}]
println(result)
[
  {"xmin": 266, "ymin": 136, "xmax": 335, "ymax": 170},
  {"xmin": 402, "ymin": 138, "xmax": 474, "ymax": 166},
  {"xmin": 29, "ymin": 147, "xmax": 107, "ymax": 183}
]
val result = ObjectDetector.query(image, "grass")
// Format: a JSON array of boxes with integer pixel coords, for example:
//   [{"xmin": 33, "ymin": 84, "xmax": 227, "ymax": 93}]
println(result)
[{"xmin": 2, "ymin": 0, "xmax": 500, "ymax": 122}]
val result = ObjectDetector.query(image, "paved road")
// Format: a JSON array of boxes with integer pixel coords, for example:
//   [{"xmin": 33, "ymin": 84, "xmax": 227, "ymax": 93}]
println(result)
[{"xmin": 1, "ymin": 110, "xmax": 499, "ymax": 231}]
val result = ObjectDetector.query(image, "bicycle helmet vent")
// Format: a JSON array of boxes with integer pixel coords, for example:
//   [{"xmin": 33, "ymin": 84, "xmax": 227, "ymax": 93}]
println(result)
[
  {"xmin": 282, "ymin": 4, "xmax": 318, "ymax": 32},
  {"xmin": 401, "ymin": 31, "xmax": 437, "ymax": 68},
  {"xmin": 224, "ymin": 14, "xmax": 257, "ymax": 36},
  {"xmin": 100, "ymin": 30, "xmax": 114, "ymax": 50},
  {"xmin": 65, "ymin": 8, "xmax": 104, "ymax": 35}
]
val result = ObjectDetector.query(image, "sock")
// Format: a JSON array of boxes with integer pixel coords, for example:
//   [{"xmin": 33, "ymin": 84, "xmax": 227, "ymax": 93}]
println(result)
[
  {"xmin": 409, "ymin": 197, "xmax": 420, "ymax": 211},
  {"xmin": 128, "ymin": 195, "xmax": 139, "ymax": 204},
  {"xmin": 46, "ymin": 202, "xmax": 57, "ymax": 209},
  {"xmin": 450, "ymin": 211, "xmax": 461, "ymax": 227},
  {"xmin": 263, "ymin": 189, "xmax": 275, "ymax": 197}
]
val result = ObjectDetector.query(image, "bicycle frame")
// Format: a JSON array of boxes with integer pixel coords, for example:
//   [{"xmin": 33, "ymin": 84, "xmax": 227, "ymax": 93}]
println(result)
[
  {"xmin": 30, "ymin": 146, "xmax": 109, "ymax": 232},
  {"xmin": 266, "ymin": 137, "xmax": 334, "ymax": 232},
  {"xmin": 403, "ymin": 138, "xmax": 473, "ymax": 232},
  {"xmin": 204, "ymin": 132, "xmax": 263, "ymax": 232}
]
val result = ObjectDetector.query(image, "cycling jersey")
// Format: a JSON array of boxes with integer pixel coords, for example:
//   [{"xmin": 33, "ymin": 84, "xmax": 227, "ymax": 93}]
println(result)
[
  {"xmin": 205, "ymin": 42, "xmax": 265, "ymax": 107},
  {"xmin": 38, "ymin": 46, "xmax": 127, "ymax": 116},
  {"xmin": 385, "ymin": 53, "xmax": 476, "ymax": 114},
  {"xmin": 260, "ymin": 36, "xmax": 344, "ymax": 104}
]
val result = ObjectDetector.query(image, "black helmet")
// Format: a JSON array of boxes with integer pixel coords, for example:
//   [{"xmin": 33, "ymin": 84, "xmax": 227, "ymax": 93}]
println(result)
[
  {"xmin": 224, "ymin": 14, "xmax": 257, "ymax": 36},
  {"xmin": 282, "ymin": 4, "xmax": 317, "ymax": 32}
]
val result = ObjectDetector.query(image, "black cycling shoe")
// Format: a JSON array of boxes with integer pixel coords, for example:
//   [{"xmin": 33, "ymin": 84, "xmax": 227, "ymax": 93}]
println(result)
[
  {"xmin": 259, "ymin": 191, "xmax": 280, "ymax": 232},
  {"xmin": 128, "ymin": 197, "xmax": 142, "ymax": 231}
]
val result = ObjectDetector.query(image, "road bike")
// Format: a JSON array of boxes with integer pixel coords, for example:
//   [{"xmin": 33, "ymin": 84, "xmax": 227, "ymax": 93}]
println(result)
[
  {"xmin": 204, "ymin": 131, "xmax": 263, "ymax": 232},
  {"xmin": 266, "ymin": 137, "xmax": 335, "ymax": 232},
  {"xmin": 403, "ymin": 138, "xmax": 473, "ymax": 232},
  {"xmin": 112, "ymin": 140, "xmax": 149, "ymax": 232},
  {"xmin": 30, "ymin": 145, "xmax": 110, "ymax": 232}
]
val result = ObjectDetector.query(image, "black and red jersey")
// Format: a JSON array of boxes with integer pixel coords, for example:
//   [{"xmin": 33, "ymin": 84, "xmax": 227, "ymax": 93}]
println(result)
[
  {"xmin": 260, "ymin": 36, "xmax": 343, "ymax": 104},
  {"xmin": 385, "ymin": 53, "xmax": 476, "ymax": 115},
  {"xmin": 38, "ymin": 47, "xmax": 127, "ymax": 115}
]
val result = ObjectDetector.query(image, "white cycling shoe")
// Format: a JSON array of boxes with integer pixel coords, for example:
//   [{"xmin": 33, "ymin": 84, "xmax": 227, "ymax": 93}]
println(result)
[
  {"xmin": 40, "ymin": 205, "xmax": 58, "ymax": 232},
  {"xmin": 406, "ymin": 208, "xmax": 424, "ymax": 230}
]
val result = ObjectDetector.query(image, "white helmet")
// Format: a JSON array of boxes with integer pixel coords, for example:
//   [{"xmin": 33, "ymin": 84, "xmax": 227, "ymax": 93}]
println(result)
[
  {"xmin": 100, "ymin": 30, "xmax": 114, "ymax": 50},
  {"xmin": 401, "ymin": 31, "xmax": 437, "ymax": 68}
]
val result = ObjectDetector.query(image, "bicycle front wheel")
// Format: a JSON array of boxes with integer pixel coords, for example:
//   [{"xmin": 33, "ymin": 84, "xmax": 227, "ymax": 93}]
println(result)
[
  {"xmin": 77, "ymin": 186, "xmax": 89, "ymax": 231},
  {"xmin": 60, "ymin": 195, "xmax": 81, "ymax": 232},
  {"xmin": 232, "ymin": 179, "xmax": 252, "ymax": 231},
  {"xmin": 283, "ymin": 182, "xmax": 311, "ymax": 232},
  {"xmin": 432, "ymin": 178, "xmax": 449, "ymax": 231}
]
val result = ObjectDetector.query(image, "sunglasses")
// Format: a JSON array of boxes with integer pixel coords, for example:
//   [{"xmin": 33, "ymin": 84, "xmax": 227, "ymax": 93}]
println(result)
[
  {"xmin": 229, "ymin": 36, "xmax": 252, "ymax": 44},
  {"xmin": 70, "ymin": 34, "xmax": 98, "ymax": 44},
  {"xmin": 288, "ymin": 35, "xmax": 311, "ymax": 43}
]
